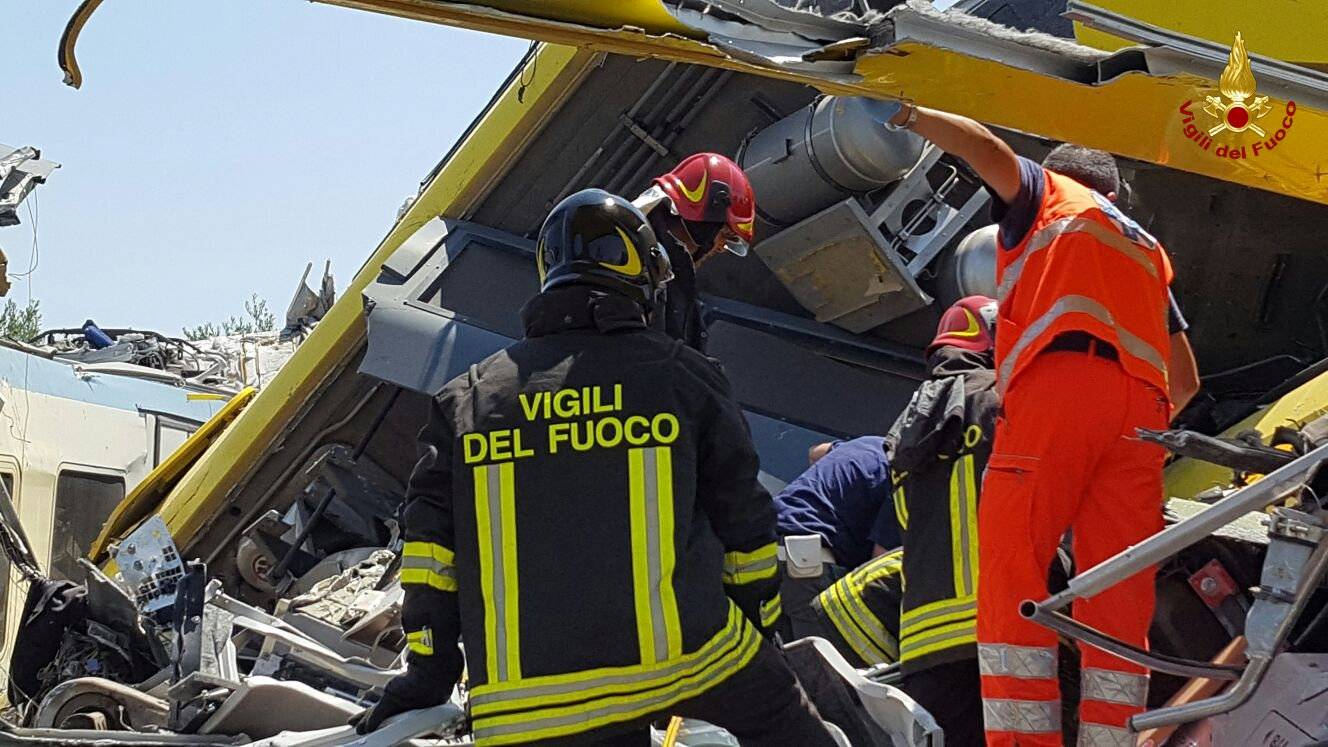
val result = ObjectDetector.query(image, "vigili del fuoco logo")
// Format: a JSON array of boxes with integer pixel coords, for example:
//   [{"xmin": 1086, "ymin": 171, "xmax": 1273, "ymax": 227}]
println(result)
[{"xmin": 1178, "ymin": 33, "xmax": 1296, "ymax": 160}]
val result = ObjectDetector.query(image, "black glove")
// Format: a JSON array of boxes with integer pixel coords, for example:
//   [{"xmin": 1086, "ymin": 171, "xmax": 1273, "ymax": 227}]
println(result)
[{"xmin": 349, "ymin": 678, "xmax": 448, "ymax": 735}]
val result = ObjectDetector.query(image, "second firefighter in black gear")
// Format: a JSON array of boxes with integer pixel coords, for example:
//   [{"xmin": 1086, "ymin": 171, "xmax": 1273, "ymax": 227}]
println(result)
[
  {"xmin": 812, "ymin": 296, "xmax": 1000, "ymax": 746},
  {"xmin": 636, "ymin": 153, "xmax": 757, "ymax": 353},
  {"xmin": 355, "ymin": 188, "xmax": 835, "ymax": 746}
]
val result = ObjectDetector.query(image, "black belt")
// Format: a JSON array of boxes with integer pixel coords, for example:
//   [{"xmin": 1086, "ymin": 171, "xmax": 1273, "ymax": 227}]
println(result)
[{"xmin": 1044, "ymin": 331, "xmax": 1119, "ymax": 361}]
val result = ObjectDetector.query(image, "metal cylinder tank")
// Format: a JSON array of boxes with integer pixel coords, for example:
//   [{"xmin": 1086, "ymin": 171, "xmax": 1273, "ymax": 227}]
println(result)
[
  {"xmin": 739, "ymin": 96, "xmax": 926, "ymax": 226},
  {"xmin": 934, "ymin": 223, "xmax": 999, "ymax": 307}
]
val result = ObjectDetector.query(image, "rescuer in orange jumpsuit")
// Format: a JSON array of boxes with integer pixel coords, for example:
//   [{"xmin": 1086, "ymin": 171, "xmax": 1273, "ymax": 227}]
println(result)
[{"xmin": 883, "ymin": 102, "xmax": 1200, "ymax": 746}]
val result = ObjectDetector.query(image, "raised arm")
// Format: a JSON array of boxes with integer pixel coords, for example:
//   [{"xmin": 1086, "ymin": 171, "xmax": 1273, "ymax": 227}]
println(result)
[
  {"xmin": 890, "ymin": 104, "xmax": 1022, "ymax": 204},
  {"xmin": 1168, "ymin": 331, "xmax": 1200, "ymax": 417}
]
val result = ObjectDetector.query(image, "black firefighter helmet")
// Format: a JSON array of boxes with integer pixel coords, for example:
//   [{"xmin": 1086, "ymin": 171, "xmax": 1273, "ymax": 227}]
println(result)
[{"xmin": 536, "ymin": 189, "xmax": 674, "ymax": 307}]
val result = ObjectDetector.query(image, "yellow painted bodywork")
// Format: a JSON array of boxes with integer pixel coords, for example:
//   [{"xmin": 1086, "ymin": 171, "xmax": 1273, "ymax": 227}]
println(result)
[
  {"xmin": 143, "ymin": 44, "xmax": 601, "ymax": 553},
  {"xmin": 318, "ymin": 0, "xmax": 1328, "ymax": 208},
  {"xmin": 851, "ymin": 43, "xmax": 1328, "ymax": 206},
  {"xmin": 1072, "ymin": 1, "xmax": 1328, "ymax": 66},
  {"xmin": 1165, "ymin": 370, "xmax": 1328, "ymax": 499},
  {"xmin": 444, "ymin": 0, "xmax": 694, "ymax": 37},
  {"xmin": 91, "ymin": 387, "xmax": 255, "ymax": 561},
  {"xmin": 127, "ymin": 2, "xmax": 1328, "ymax": 553}
]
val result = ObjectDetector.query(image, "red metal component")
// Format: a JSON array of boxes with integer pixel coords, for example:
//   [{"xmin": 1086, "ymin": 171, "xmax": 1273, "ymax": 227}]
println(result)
[{"xmin": 1188, "ymin": 560, "xmax": 1239, "ymax": 610}]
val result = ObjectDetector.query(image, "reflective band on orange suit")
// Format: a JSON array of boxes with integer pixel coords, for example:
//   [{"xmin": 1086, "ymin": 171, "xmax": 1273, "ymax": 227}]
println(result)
[{"xmin": 978, "ymin": 170, "xmax": 1172, "ymax": 746}]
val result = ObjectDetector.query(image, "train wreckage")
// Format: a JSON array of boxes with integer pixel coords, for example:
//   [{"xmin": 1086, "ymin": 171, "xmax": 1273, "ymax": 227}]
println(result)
[{"xmin": 2, "ymin": 0, "xmax": 1327, "ymax": 744}]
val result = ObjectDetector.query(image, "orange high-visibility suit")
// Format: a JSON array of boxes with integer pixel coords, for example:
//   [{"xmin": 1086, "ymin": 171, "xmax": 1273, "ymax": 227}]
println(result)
[{"xmin": 977, "ymin": 167, "xmax": 1173, "ymax": 747}]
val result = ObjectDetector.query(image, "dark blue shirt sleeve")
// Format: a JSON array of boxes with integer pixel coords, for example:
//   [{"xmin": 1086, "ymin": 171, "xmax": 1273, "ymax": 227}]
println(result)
[
  {"xmin": 868, "ymin": 498, "xmax": 901, "ymax": 551},
  {"xmin": 988, "ymin": 155, "xmax": 1045, "ymax": 249}
]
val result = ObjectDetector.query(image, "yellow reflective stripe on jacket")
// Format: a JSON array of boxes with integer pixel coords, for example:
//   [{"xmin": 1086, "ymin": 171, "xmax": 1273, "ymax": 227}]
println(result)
[
  {"xmin": 820, "ymin": 580, "xmax": 895, "ymax": 665},
  {"xmin": 861, "ymin": 550, "xmax": 903, "ymax": 583},
  {"xmin": 629, "ymin": 446, "xmax": 682, "ymax": 664},
  {"xmin": 901, "ymin": 618, "xmax": 977, "ymax": 661},
  {"xmin": 760, "ymin": 594, "xmax": 782, "ymax": 629},
  {"xmin": 475, "ymin": 462, "xmax": 521, "ymax": 683},
  {"xmin": 817, "ymin": 551, "xmax": 902, "ymax": 665},
  {"xmin": 722, "ymin": 542, "xmax": 778, "ymax": 585},
  {"xmin": 900, "ymin": 595, "xmax": 976, "ymax": 630},
  {"xmin": 406, "ymin": 627, "xmax": 435, "ymax": 656},
  {"xmin": 470, "ymin": 605, "xmax": 760, "ymax": 745},
  {"xmin": 893, "ymin": 482, "xmax": 909, "ymax": 531},
  {"xmin": 948, "ymin": 455, "xmax": 979, "ymax": 598},
  {"xmin": 400, "ymin": 541, "xmax": 458, "ymax": 592}
]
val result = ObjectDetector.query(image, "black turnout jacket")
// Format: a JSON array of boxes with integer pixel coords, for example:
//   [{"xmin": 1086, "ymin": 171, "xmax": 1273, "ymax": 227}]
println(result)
[
  {"xmin": 388, "ymin": 285, "xmax": 782, "ymax": 745},
  {"xmin": 888, "ymin": 347, "xmax": 999, "ymax": 674}
]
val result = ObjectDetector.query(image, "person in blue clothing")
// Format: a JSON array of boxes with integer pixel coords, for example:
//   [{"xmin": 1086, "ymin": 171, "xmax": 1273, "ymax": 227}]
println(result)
[{"xmin": 774, "ymin": 436, "xmax": 899, "ymax": 637}]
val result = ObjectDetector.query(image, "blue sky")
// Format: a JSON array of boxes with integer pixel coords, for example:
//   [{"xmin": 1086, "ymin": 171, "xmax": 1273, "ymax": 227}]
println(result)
[{"xmin": 1, "ymin": 2, "xmax": 526, "ymax": 333}]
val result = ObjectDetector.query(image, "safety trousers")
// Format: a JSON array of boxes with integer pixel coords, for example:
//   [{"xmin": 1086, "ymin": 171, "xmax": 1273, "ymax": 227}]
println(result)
[{"xmin": 977, "ymin": 350, "xmax": 1167, "ymax": 746}]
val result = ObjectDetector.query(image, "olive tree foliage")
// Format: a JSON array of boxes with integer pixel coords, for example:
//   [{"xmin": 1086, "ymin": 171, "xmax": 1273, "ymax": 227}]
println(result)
[
  {"xmin": 182, "ymin": 293, "xmax": 277, "ymax": 341},
  {"xmin": 0, "ymin": 298, "xmax": 42, "ymax": 341}
]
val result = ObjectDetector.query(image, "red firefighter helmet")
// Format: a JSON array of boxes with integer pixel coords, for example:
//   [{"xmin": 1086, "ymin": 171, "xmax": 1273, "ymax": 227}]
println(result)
[
  {"xmin": 653, "ymin": 153, "xmax": 756, "ymax": 257},
  {"xmin": 928, "ymin": 295, "xmax": 998, "ymax": 356}
]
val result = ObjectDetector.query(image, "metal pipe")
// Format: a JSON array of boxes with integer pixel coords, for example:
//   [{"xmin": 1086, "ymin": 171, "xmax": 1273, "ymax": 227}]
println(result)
[
  {"xmin": 1131, "ymin": 657, "xmax": 1269, "ymax": 732},
  {"xmin": 583, "ymin": 65, "xmax": 697, "ymax": 191},
  {"xmin": 1133, "ymin": 636, "xmax": 1247, "ymax": 747},
  {"xmin": 551, "ymin": 64, "xmax": 679, "ymax": 205},
  {"xmin": 1131, "ymin": 530, "xmax": 1328, "ymax": 730},
  {"xmin": 1037, "ymin": 442, "xmax": 1328, "ymax": 611},
  {"xmin": 606, "ymin": 65, "xmax": 718, "ymax": 195},
  {"xmin": 268, "ymin": 386, "xmax": 402, "ymax": 581},
  {"xmin": 1021, "ymin": 603, "xmax": 1242, "ymax": 680},
  {"xmin": 616, "ymin": 68, "xmax": 734, "ymax": 193}
]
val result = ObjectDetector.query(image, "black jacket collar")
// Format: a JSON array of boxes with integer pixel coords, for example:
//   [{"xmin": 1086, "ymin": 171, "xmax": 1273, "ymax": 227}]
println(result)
[{"xmin": 521, "ymin": 285, "xmax": 648, "ymax": 339}]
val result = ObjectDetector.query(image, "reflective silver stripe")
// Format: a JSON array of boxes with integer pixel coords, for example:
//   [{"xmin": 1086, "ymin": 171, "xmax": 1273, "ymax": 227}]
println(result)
[
  {"xmin": 901, "ymin": 597, "xmax": 976, "ymax": 632},
  {"xmin": 997, "ymin": 294, "xmax": 1168, "ymax": 394},
  {"xmin": 641, "ymin": 447, "xmax": 671, "ymax": 662},
  {"xmin": 486, "ymin": 464, "xmax": 510, "ymax": 682},
  {"xmin": 998, "ymin": 216, "xmax": 1160, "ymax": 300},
  {"xmin": 977, "ymin": 643, "xmax": 1057, "ymax": 679},
  {"xmin": 953, "ymin": 455, "xmax": 977, "ymax": 596},
  {"xmin": 1082, "ymin": 668, "xmax": 1148, "ymax": 707},
  {"xmin": 900, "ymin": 620, "xmax": 975, "ymax": 659},
  {"xmin": 819, "ymin": 582, "xmax": 894, "ymax": 664},
  {"xmin": 400, "ymin": 555, "xmax": 456, "ymax": 582},
  {"xmin": 469, "ymin": 607, "xmax": 747, "ymax": 708},
  {"xmin": 842, "ymin": 590, "xmax": 897, "ymax": 659},
  {"xmin": 1078, "ymin": 722, "xmax": 1135, "ymax": 747},
  {"xmin": 472, "ymin": 622, "xmax": 759, "ymax": 742},
  {"xmin": 982, "ymin": 698, "xmax": 1061, "ymax": 734},
  {"xmin": 722, "ymin": 549, "xmax": 778, "ymax": 583},
  {"xmin": 476, "ymin": 463, "xmax": 519, "ymax": 683}
]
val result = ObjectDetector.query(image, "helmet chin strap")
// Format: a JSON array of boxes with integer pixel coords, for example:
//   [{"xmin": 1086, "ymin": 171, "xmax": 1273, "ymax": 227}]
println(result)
[{"xmin": 664, "ymin": 218, "xmax": 703, "ymax": 260}]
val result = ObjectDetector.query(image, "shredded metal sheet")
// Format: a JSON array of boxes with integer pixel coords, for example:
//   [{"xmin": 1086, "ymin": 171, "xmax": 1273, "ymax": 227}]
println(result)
[{"xmin": 1165, "ymin": 498, "xmax": 1270, "ymax": 545}]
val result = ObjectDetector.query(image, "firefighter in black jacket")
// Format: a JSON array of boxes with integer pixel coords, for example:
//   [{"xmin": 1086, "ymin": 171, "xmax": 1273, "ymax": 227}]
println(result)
[
  {"xmin": 812, "ymin": 296, "xmax": 999, "ymax": 746},
  {"xmin": 354, "ymin": 189, "xmax": 835, "ymax": 746}
]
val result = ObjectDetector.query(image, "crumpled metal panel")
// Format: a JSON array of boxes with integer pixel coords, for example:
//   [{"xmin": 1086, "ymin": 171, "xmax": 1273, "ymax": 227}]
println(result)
[
  {"xmin": 0, "ymin": 144, "xmax": 60, "ymax": 227},
  {"xmin": 1211, "ymin": 654, "xmax": 1328, "ymax": 745}
]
